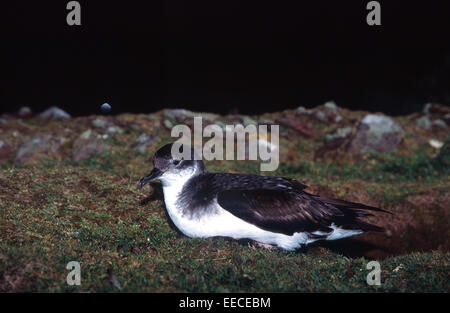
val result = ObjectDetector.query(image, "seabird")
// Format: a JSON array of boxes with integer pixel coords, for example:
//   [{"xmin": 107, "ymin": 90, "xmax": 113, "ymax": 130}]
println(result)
[{"xmin": 140, "ymin": 143, "xmax": 390, "ymax": 251}]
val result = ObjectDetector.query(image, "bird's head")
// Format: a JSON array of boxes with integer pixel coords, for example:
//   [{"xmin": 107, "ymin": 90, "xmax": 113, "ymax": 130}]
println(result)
[{"xmin": 139, "ymin": 143, "xmax": 206, "ymax": 188}]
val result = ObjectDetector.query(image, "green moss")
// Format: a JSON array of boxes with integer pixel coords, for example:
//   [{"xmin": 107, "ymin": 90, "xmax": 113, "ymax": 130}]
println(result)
[{"xmin": 1, "ymin": 163, "xmax": 448, "ymax": 292}]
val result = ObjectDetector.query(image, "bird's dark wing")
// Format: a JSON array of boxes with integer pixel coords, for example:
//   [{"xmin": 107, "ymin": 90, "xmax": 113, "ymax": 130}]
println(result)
[
  {"xmin": 217, "ymin": 189, "xmax": 387, "ymax": 236},
  {"xmin": 217, "ymin": 189, "xmax": 343, "ymax": 236}
]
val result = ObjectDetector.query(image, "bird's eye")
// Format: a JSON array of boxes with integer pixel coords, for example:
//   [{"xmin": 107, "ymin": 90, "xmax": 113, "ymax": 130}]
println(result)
[{"xmin": 173, "ymin": 160, "xmax": 181, "ymax": 166}]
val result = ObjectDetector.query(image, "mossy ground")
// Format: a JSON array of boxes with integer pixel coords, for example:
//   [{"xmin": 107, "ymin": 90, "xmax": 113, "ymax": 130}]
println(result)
[{"xmin": 0, "ymin": 111, "xmax": 449, "ymax": 292}]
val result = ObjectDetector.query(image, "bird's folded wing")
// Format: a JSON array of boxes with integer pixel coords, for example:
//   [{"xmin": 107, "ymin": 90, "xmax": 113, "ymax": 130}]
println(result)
[{"xmin": 217, "ymin": 189, "xmax": 344, "ymax": 236}]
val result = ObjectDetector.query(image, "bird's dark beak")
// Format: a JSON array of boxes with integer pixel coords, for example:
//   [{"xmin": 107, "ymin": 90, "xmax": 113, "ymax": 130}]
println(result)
[{"xmin": 139, "ymin": 168, "xmax": 162, "ymax": 189}]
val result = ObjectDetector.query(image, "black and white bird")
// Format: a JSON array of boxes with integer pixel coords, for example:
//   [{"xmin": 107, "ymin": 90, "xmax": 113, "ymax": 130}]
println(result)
[{"xmin": 140, "ymin": 143, "xmax": 390, "ymax": 251}]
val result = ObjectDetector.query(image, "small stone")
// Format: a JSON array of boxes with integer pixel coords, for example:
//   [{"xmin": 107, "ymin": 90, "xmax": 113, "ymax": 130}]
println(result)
[
  {"xmin": 91, "ymin": 118, "xmax": 108, "ymax": 128},
  {"xmin": 136, "ymin": 133, "xmax": 151, "ymax": 145},
  {"xmin": 324, "ymin": 101, "xmax": 338, "ymax": 110},
  {"xmin": 432, "ymin": 119, "xmax": 447, "ymax": 129},
  {"xmin": 242, "ymin": 116, "xmax": 257, "ymax": 126},
  {"xmin": 72, "ymin": 139, "xmax": 110, "ymax": 162},
  {"xmin": 348, "ymin": 114, "xmax": 404, "ymax": 154},
  {"xmin": 315, "ymin": 111, "xmax": 326, "ymax": 121},
  {"xmin": 325, "ymin": 127, "xmax": 352, "ymax": 142},
  {"xmin": 38, "ymin": 106, "xmax": 71, "ymax": 119},
  {"xmin": 163, "ymin": 109, "xmax": 220, "ymax": 123},
  {"xmin": 101, "ymin": 102, "xmax": 111, "ymax": 113},
  {"xmin": 416, "ymin": 115, "xmax": 431, "ymax": 129},
  {"xmin": 80, "ymin": 129, "xmax": 92, "ymax": 139},
  {"xmin": 163, "ymin": 119, "xmax": 173, "ymax": 129},
  {"xmin": 423, "ymin": 103, "xmax": 432, "ymax": 115},
  {"xmin": 18, "ymin": 106, "xmax": 32, "ymax": 117},
  {"xmin": 15, "ymin": 134, "xmax": 52, "ymax": 166},
  {"xmin": 423, "ymin": 103, "xmax": 450, "ymax": 116},
  {"xmin": 0, "ymin": 142, "xmax": 15, "ymax": 163},
  {"xmin": 106, "ymin": 126, "xmax": 124, "ymax": 134},
  {"xmin": 163, "ymin": 109, "xmax": 194, "ymax": 121},
  {"xmin": 315, "ymin": 101, "xmax": 342, "ymax": 123},
  {"xmin": 296, "ymin": 106, "xmax": 310, "ymax": 114},
  {"xmin": 132, "ymin": 133, "xmax": 155, "ymax": 153}
]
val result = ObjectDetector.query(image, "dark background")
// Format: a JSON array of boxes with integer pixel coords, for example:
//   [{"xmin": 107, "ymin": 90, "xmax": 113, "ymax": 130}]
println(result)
[{"xmin": 2, "ymin": 0, "xmax": 450, "ymax": 116}]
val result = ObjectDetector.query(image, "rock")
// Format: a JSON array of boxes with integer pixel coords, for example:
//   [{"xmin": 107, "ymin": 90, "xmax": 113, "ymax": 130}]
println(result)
[
  {"xmin": 163, "ymin": 119, "xmax": 174, "ymax": 129},
  {"xmin": 315, "ymin": 101, "xmax": 342, "ymax": 123},
  {"xmin": 416, "ymin": 115, "xmax": 448, "ymax": 130},
  {"xmin": 417, "ymin": 103, "xmax": 449, "ymax": 130},
  {"xmin": 72, "ymin": 138, "xmax": 110, "ymax": 162},
  {"xmin": 315, "ymin": 111, "xmax": 326, "ymax": 121},
  {"xmin": 416, "ymin": 115, "xmax": 432, "ymax": 129},
  {"xmin": 79, "ymin": 129, "xmax": 92, "ymax": 140},
  {"xmin": 163, "ymin": 108, "xmax": 194, "ymax": 121},
  {"xmin": 38, "ymin": 106, "xmax": 71, "ymax": 119},
  {"xmin": 423, "ymin": 103, "xmax": 450, "ymax": 116},
  {"xmin": 348, "ymin": 114, "xmax": 404, "ymax": 154},
  {"xmin": 242, "ymin": 116, "xmax": 257, "ymax": 126},
  {"xmin": 132, "ymin": 133, "xmax": 155, "ymax": 153},
  {"xmin": 91, "ymin": 118, "xmax": 108, "ymax": 128},
  {"xmin": 314, "ymin": 127, "xmax": 353, "ymax": 160},
  {"xmin": 324, "ymin": 101, "xmax": 338, "ymax": 110},
  {"xmin": 163, "ymin": 109, "xmax": 220, "ymax": 123},
  {"xmin": 135, "ymin": 133, "xmax": 152, "ymax": 145},
  {"xmin": 106, "ymin": 126, "xmax": 124, "ymax": 134},
  {"xmin": 432, "ymin": 119, "xmax": 447, "ymax": 129},
  {"xmin": 72, "ymin": 132, "xmax": 110, "ymax": 162},
  {"xmin": 15, "ymin": 135, "xmax": 51, "ymax": 166},
  {"xmin": 18, "ymin": 106, "xmax": 32, "ymax": 117},
  {"xmin": 101, "ymin": 103, "xmax": 111, "ymax": 113},
  {"xmin": 325, "ymin": 127, "xmax": 353, "ymax": 142},
  {"xmin": 91, "ymin": 118, "xmax": 125, "ymax": 134},
  {"xmin": 423, "ymin": 103, "xmax": 432, "ymax": 115},
  {"xmin": 296, "ymin": 106, "xmax": 311, "ymax": 115}
]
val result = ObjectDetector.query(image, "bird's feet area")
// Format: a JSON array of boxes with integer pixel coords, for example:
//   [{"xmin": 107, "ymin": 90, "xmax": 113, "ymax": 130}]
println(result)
[{"xmin": 250, "ymin": 240, "xmax": 277, "ymax": 250}]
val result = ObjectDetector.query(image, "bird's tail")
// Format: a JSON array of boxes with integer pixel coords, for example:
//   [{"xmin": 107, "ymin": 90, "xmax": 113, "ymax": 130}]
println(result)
[
  {"xmin": 311, "ymin": 195, "xmax": 392, "ymax": 215},
  {"xmin": 308, "ymin": 193, "xmax": 391, "ymax": 232}
]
